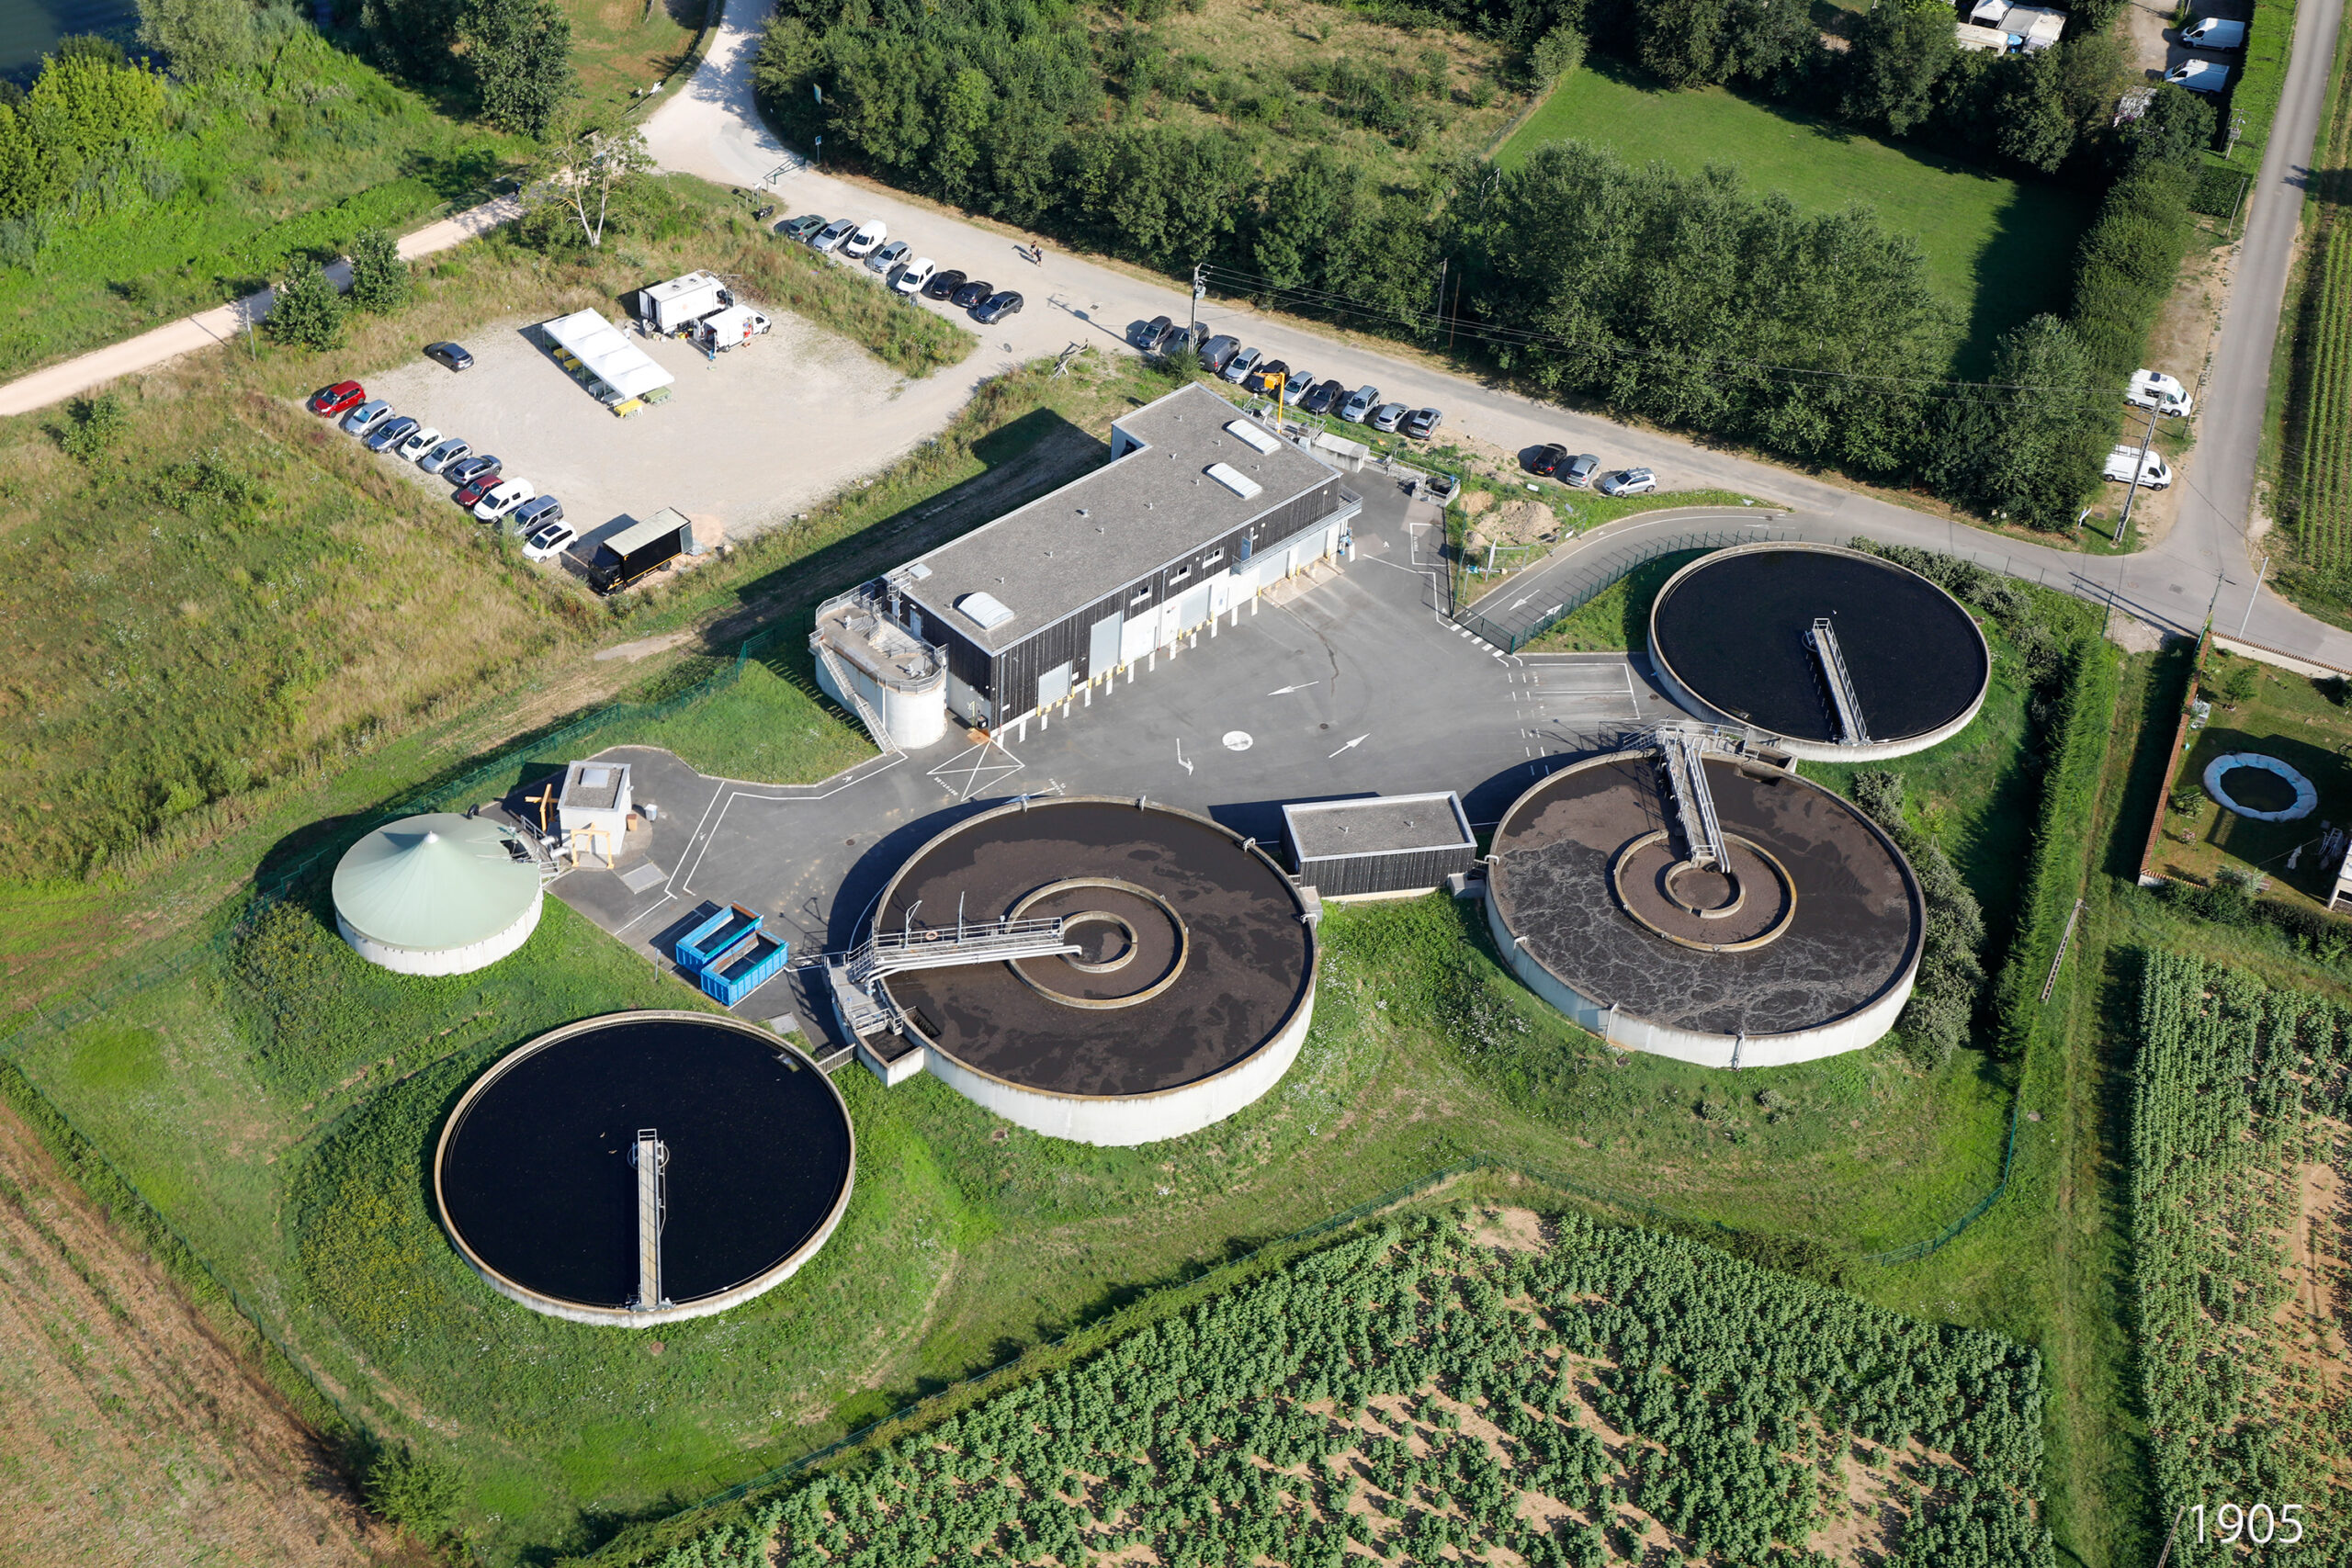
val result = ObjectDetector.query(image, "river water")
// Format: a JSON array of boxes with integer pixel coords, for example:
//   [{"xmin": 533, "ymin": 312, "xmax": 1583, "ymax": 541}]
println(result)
[{"xmin": 0, "ymin": 0, "xmax": 143, "ymax": 80}]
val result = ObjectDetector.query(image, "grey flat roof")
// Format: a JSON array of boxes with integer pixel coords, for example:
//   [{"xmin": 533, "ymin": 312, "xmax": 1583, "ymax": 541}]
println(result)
[
  {"xmin": 1284, "ymin": 793, "xmax": 1473, "ymax": 861},
  {"xmin": 896, "ymin": 382, "xmax": 1340, "ymax": 654},
  {"xmin": 562, "ymin": 760, "xmax": 628, "ymax": 811}
]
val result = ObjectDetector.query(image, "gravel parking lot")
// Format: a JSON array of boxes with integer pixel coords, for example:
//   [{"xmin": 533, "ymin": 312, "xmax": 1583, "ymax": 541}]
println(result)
[{"xmin": 364, "ymin": 306, "xmax": 978, "ymax": 561}]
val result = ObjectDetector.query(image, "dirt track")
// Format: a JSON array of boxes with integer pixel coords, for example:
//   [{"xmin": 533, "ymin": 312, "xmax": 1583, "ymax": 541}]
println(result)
[{"xmin": 0, "ymin": 1103, "xmax": 414, "ymax": 1568}]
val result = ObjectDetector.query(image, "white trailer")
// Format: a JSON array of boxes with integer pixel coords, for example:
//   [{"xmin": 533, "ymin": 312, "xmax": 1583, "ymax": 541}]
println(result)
[{"xmin": 638, "ymin": 271, "xmax": 730, "ymax": 335}]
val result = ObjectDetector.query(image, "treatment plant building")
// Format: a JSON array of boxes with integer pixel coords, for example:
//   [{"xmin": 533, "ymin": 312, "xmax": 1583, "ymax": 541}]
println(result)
[{"xmin": 833, "ymin": 383, "xmax": 1359, "ymax": 735}]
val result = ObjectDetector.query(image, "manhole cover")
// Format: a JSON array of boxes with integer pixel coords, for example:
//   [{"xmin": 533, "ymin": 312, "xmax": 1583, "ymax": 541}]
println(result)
[{"xmin": 1222, "ymin": 731, "xmax": 1253, "ymax": 751}]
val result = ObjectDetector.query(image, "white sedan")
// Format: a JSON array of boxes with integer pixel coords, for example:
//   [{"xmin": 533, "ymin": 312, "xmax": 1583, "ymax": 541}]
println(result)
[
  {"xmin": 395, "ymin": 424, "xmax": 441, "ymax": 461},
  {"xmin": 472, "ymin": 478, "xmax": 536, "ymax": 524},
  {"xmin": 521, "ymin": 519, "xmax": 577, "ymax": 561},
  {"xmin": 893, "ymin": 256, "xmax": 936, "ymax": 295}
]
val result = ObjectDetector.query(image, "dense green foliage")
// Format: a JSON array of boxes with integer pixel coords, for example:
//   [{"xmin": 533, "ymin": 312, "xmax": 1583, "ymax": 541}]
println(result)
[
  {"xmin": 630, "ymin": 1213, "xmax": 2055, "ymax": 1568},
  {"xmin": 365, "ymin": 1442, "xmax": 464, "ymax": 1538},
  {"xmin": 1996, "ymin": 637, "xmax": 2119, "ymax": 1054},
  {"xmin": 345, "ymin": 224, "xmax": 409, "ymax": 313},
  {"xmin": 752, "ymin": 0, "xmax": 2205, "ymax": 524},
  {"xmin": 2129, "ymin": 953, "xmax": 2352, "ymax": 1562},
  {"xmin": 263, "ymin": 254, "xmax": 345, "ymax": 347},
  {"xmin": 464, "ymin": 0, "xmax": 578, "ymax": 137},
  {"xmin": 1450, "ymin": 141, "xmax": 1947, "ymax": 477},
  {"xmin": 1850, "ymin": 770, "xmax": 1986, "ymax": 1071}
]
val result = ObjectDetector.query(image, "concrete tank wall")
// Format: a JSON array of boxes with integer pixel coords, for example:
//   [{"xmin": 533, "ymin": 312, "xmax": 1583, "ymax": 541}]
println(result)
[
  {"xmin": 337, "ymin": 894, "xmax": 542, "ymax": 977},
  {"xmin": 1482, "ymin": 888, "xmax": 1915, "ymax": 1067},
  {"xmin": 1646, "ymin": 651, "xmax": 1986, "ymax": 764},
  {"xmin": 921, "ymin": 976, "xmax": 1316, "ymax": 1146}
]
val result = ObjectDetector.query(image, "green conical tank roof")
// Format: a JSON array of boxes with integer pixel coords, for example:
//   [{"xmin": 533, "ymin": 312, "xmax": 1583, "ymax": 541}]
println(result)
[{"xmin": 333, "ymin": 813, "xmax": 541, "ymax": 953}]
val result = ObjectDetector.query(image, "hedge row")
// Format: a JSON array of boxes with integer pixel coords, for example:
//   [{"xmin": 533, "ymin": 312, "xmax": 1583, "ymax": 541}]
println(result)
[
  {"xmin": 2218, "ymin": 0, "xmax": 2298, "ymax": 174},
  {"xmin": 2070, "ymin": 163, "xmax": 2199, "ymax": 385},
  {"xmin": 1996, "ymin": 634, "xmax": 2122, "ymax": 1055}
]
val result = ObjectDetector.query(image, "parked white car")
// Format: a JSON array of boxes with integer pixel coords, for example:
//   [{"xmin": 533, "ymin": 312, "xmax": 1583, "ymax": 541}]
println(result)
[
  {"xmin": 893, "ymin": 256, "xmax": 936, "ymax": 295},
  {"xmin": 842, "ymin": 220, "xmax": 887, "ymax": 258},
  {"xmin": 395, "ymin": 424, "xmax": 441, "ymax": 461},
  {"xmin": 2105, "ymin": 446, "xmax": 2173, "ymax": 488},
  {"xmin": 521, "ymin": 519, "xmax": 577, "ymax": 561},
  {"xmin": 472, "ymin": 478, "xmax": 537, "ymax": 523},
  {"xmin": 2127, "ymin": 368, "xmax": 2194, "ymax": 417}
]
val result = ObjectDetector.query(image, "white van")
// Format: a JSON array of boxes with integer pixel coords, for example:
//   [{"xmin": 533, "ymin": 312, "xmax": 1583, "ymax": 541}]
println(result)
[
  {"xmin": 2181, "ymin": 16, "xmax": 2245, "ymax": 50},
  {"xmin": 2165, "ymin": 58, "xmax": 2233, "ymax": 92},
  {"xmin": 2106, "ymin": 446, "xmax": 2173, "ymax": 489}
]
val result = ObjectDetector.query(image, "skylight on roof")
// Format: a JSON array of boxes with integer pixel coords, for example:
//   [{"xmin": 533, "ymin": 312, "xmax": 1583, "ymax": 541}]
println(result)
[
  {"xmin": 1224, "ymin": 420, "xmax": 1280, "ymax": 455},
  {"xmin": 957, "ymin": 591, "xmax": 1015, "ymax": 630},
  {"xmin": 1205, "ymin": 462, "xmax": 1262, "ymax": 500}
]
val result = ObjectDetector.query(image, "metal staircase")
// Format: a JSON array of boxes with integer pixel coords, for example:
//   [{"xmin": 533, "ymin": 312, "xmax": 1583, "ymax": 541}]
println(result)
[
  {"xmin": 1804, "ymin": 617, "xmax": 1871, "ymax": 746},
  {"xmin": 815, "ymin": 916, "xmax": 1081, "ymax": 1039},
  {"xmin": 1657, "ymin": 728, "xmax": 1728, "ymax": 870},
  {"xmin": 811, "ymin": 637, "xmax": 897, "ymax": 754}
]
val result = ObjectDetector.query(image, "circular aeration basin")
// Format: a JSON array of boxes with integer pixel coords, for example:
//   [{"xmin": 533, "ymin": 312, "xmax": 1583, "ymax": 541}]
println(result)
[
  {"xmin": 1648, "ymin": 542, "xmax": 1989, "ymax": 760},
  {"xmin": 1486, "ymin": 747, "xmax": 1923, "ymax": 1068},
  {"xmin": 873, "ymin": 797, "xmax": 1317, "ymax": 1146},
  {"xmin": 434, "ymin": 1011, "xmax": 854, "ymax": 1326}
]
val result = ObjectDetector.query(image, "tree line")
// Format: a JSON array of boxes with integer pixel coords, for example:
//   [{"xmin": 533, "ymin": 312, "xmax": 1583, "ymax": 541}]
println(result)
[
  {"xmin": 756, "ymin": 0, "xmax": 2213, "ymax": 529},
  {"xmin": 623, "ymin": 1209, "xmax": 2056, "ymax": 1568}
]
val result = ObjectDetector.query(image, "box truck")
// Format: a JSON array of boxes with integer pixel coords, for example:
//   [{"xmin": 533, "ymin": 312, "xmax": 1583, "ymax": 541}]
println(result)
[
  {"xmin": 589, "ymin": 508, "xmax": 694, "ymax": 594},
  {"xmin": 2181, "ymin": 17, "xmax": 2245, "ymax": 49},
  {"xmin": 2106, "ymin": 446, "xmax": 2173, "ymax": 489},
  {"xmin": 638, "ymin": 271, "xmax": 731, "ymax": 335}
]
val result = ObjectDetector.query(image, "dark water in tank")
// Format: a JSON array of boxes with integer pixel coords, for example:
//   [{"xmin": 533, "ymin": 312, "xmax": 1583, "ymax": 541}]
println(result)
[
  {"xmin": 0, "ymin": 0, "xmax": 143, "ymax": 80},
  {"xmin": 1651, "ymin": 552, "xmax": 1988, "ymax": 744},
  {"xmin": 438, "ymin": 1019, "xmax": 853, "ymax": 1310}
]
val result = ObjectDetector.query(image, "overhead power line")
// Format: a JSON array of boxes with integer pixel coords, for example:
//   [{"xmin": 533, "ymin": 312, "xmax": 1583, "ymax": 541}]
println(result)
[{"xmin": 1194, "ymin": 262, "xmax": 2132, "ymax": 409}]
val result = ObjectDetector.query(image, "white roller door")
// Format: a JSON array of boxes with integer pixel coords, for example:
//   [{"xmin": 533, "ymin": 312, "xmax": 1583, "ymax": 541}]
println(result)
[{"xmin": 1121, "ymin": 612, "xmax": 1156, "ymax": 664}]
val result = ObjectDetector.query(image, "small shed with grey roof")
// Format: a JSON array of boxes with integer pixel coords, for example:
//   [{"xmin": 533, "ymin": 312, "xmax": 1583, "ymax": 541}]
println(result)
[
  {"xmin": 1283, "ymin": 792, "xmax": 1476, "ymax": 897},
  {"xmin": 879, "ymin": 382, "xmax": 1359, "ymax": 729},
  {"xmin": 558, "ymin": 760, "xmax": 632, "ymax": 863}
]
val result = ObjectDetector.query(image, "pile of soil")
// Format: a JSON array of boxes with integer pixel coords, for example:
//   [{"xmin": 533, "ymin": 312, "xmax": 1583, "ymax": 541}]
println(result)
[{"xmin": 1464, "ymin": 495, "xmax": 1563, "ymax": 556}]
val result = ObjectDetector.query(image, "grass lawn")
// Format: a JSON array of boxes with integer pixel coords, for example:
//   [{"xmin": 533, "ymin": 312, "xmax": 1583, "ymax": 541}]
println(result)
[
  {"xmin": 1499, "ymin": 62, "xmax": 2092, "ymax": 377},
  {"xmin": 1518, "ymin": 547, "xmax": 1703, "ymax": 653},
  {"xmin": 2151, "ymin": 649, "xmax": 2352, "ymax": 906},
  {"xmin": 562, "ymin": 0, "xmax": 704, "ymax": 109}
]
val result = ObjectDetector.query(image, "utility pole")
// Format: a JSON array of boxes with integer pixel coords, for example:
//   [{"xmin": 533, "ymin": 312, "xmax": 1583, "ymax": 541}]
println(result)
[
  {"xmin": 2237, "ymin": 551, "xmax": 2270, "ymax": 636},
  {"xmin": 1433, "ymin": 256, "xmax": 1446, "ymax": 339},
  {"xmin": 2206, "ymin": 568, "xmax": 2231, "ymax": 629},
  {"xmin": 2118, "ymin": 400, "xmax": 2160, "ymax": 540},
  {"xmin": 1188, "ymin": 262, "xmax": 1204, "ymax": 345}
]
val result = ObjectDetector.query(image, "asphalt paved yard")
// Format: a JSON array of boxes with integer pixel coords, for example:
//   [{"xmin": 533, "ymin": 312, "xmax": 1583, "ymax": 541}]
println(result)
[
  {"xmin": 363, "ymin": 310, "xmax": 974, "ymax": 558},
  {"xmin": 539, "ymin": 481, "xmax": 1690, "ymax": 1031}
]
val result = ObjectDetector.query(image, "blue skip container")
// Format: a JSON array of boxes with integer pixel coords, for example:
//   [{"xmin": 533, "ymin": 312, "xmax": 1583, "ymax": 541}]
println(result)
[
  {"xmin": 699, "ymin": 931, "xmax": 789, "ymax": 1006},
  {"xmin": 676, "ymin": 902, "xmax": 761, "ymax": 972}
]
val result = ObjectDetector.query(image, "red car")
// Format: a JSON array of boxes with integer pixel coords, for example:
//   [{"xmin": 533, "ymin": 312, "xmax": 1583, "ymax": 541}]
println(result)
[
  {"xmin": 454, "ymin": 469, "xmax": 503, "ymax": 508},
  {"xmin": 309, "ymin": 380, "xmax": 365, "ymax": 417}
]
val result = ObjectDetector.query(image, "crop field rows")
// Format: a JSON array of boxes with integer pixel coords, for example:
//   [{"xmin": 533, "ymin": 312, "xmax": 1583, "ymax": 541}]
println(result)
[
  {"xmin": 628, "ymin": 1210, "xmax": 2054, "ymax": 1568},
  {"xmin": 2129, "ymin": 951, "xmax": 2352, "ymax": 1560},
  {"xmin": 2291, "ymin": 222, "xmax": 2352, "ymax": 575}
]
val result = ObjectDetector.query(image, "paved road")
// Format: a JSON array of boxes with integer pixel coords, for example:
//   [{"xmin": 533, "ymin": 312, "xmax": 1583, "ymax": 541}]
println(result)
[
  {"xmin": 647, "ymin": 0, "xmax": 2352, "ymax": 666},
  {"xmin": 0, "ymin": 195, "xmax": 522, "ymax": 419},
  {"xmin": 2164, "ymin": 0, "xmax": 2346, "ymax": 626}
]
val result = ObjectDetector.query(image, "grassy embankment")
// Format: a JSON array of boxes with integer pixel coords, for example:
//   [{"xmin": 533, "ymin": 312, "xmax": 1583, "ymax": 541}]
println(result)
[
  {"xmin": 0, "ymin": 31, "xmax": 526, "ymax": 378},
  {"xmin": 1498, "ymin": 60, "xmax": 2091, "ymax": 378}
]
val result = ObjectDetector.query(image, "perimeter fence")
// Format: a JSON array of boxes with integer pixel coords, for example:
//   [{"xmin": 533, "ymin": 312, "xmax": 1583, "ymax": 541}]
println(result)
[{"xmin": 1455, "ymin": 525, "xmax": 1798, "ymax": 650}]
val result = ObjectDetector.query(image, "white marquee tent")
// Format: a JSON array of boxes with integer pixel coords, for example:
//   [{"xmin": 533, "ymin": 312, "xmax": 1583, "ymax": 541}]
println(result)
[{"xmin": 540, "ymin": 308, "xmax": 675, "ymax": 402}]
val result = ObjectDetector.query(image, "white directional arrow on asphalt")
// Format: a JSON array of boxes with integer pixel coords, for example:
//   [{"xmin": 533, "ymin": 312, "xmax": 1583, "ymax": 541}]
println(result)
[
  {"xmin": 1267, "ymin": 681, "xmax": 1320, "ymax": 696},
  {"xmin": 1329, "ymin": 734, "xmax": 1370, "ymax": 759}
]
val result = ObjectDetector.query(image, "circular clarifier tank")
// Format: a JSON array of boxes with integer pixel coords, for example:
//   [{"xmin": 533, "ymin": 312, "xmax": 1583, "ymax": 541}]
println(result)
[
  {"xmin": 872, "ymin": 796, "xmax": 1317, "ymax": 1146},
  {"xmin": 1486, "ymin": 745, "xmax": 1924, "ymax": 1068},
  {"xmin": 434, "ymin": 1011, "xmax": 854, "ymax": 1325},
  {"xmin": 1648, "ymin": 542, "xmax": 1989, "ymax": 760}
]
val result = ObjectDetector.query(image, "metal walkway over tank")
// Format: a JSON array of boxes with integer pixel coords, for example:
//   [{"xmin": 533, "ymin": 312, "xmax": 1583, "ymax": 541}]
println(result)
[
  {"xmin": 814, "ymin": 915, "xmax": 1082, "ymax": 1040},
  {"xmin": 1804, "ymin": 616, "xmax": 1871, "ymax": 745},
  {"xmin": 628, "ymin": 1128, "xmax": 669, "ymax": 1314},
  {"xmin": 1656, "ymin": 728, "xmax": 1728, "ymax": 870}
]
